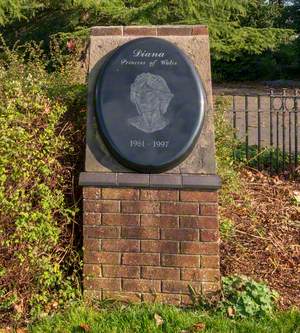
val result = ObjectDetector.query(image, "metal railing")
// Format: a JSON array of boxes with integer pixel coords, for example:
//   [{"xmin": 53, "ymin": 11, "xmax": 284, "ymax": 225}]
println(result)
[{"xmin": 226, "ymin": 89, "xmax": 299, "ymax": 173}]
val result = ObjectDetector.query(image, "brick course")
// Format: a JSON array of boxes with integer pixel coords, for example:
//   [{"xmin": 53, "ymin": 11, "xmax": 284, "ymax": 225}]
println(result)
[
  {"xmin": 91, "ymin": 25, "xmax": 209, "ymax": 37},
  {"xmin": 83, "ymin": 187, "xmax": 220, "ymax": 304}
]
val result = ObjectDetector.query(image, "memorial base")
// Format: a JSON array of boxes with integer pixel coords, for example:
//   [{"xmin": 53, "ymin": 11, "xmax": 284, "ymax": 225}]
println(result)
[{"xmin": 82, "ymin": 184, "xmax": 220, "ymax": 305}]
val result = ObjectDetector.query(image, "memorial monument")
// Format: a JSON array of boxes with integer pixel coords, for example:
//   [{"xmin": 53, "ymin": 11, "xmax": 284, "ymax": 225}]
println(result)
[{"xmin": 80, "ymin": 25, "xmax": 221, "ymax": 304}]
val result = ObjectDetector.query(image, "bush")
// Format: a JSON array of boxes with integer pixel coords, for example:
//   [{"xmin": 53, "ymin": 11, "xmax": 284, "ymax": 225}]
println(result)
[{"xmin": 0, "ymin": 38, "xmax": 86, "ymax": 324}]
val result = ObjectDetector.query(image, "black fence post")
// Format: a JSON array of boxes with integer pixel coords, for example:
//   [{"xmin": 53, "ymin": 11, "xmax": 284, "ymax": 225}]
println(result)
[
  {"xmin": 245, "ymin": 95, "xmax": 249, "ymax": 160},
  {"xmin": 282, "ymin": 89, "xmax": 286, "ymax": 172},
  {"xmin": 257, "ymin": 95, "xmax": 261, "ymax": 170},
  {"xmin": 270, "ymin": 89, "xmax": 274, "ymax": 174},
  {"xmin": 295, "ymin": 89, "xmax": 299, "ymax": 169}
]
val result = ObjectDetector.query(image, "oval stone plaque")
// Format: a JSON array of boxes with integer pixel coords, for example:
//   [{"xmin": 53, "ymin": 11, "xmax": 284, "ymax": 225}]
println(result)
[{"xmin": 95, "ymin": 37, "xmax": 206, "ymax": 173}]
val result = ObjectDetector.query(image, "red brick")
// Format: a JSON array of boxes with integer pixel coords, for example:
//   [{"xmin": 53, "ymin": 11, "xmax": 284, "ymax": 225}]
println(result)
[
  {"xmin": 91, "ymin": 26, "xmax": 123, "ymax": 36},
  {"xmin": 102, "ymin": 265, "xmax": 140, "ymax": 278},
  {"xmin": 122, "ymin": 279, "xmax": 161, "ymax": 293},
  {"xmin": 162, "ymin": 281, "xmax": 200, "ymax": 294},
  {"xmin": 83, "ymin": 264, "xmax": 102, "ymax": 278},
  {"xmin": 199, "ymin": 243, "xmax": 219, "ymax": 255},
  {"xmin": 201, "ymin": 256, "xmax": 219, "ymax": 269},
  {"xmin": 161, "ymin": 202, "xmax": 199, "ymax": 215},
  {"xmin": 143, "ymin": 293, "xmax": 181, "ymax": 305},
  {"xmin": 122, "ymin": 201, "xmax": 160, "ymax": 214},
  {"xmin": 141, "ymin": 215, "xmax": 178, "ymax": 228},
  {"xmin": 83, "ymin": 238, "xmax": 101, "ymax": 251},
  {"xmin": 84, "ymin": 278, "xmax": 121, "ymax": 291},
  {"xmin": 161, "ymin": 228, "xmax": 198, "ymax": 241},
  {"xmin": 83, "ymin": 187, "xmax": 101, "ymax": 200},
  {"xmin": 121, "ymin": 227, "xmax": 159, "ymax": 239},
  {"xmin": 103, "ymin": 291, "xmax": 142, "ymax": 302},
  {"xmin": 102, "ymin": 188, "xmax": 139, "ymax": 200},
  {"xmin": 181, "ymin": 295, "xmax": 194, "ymax": 305},
  {"xmin": 180, "ymin": 216, "xmax": 218, "ymax": 229},
  {"xmin": 200, "ymin": 204, "xmax": 218, "ymax": 216},
  {"xmin": 202, "ymin": 282, "xmax": 221, "ymax": 294},
  {"xmin": 140, "ymin": 190, "xmax": 178, "ymax": 201},
  {"xmin": 181, "ymin": 269, "xmax": 220, "ymax": 282},
  {"xmin": 84, "ymin": 213, "xmax": 101, "ymax": 225},
  {"xmin": 180, "ymin": 191, "xmax": 217, "ymax": 202},
  {"xmin": 141, "ymin": 240, "xmax": 178, "ymax": 254},
  {"xmin": 85, "ymin": 226, "xmax": 120, "ymax": 239},
  {"xmin": 180, "ymin": 242, "xmax": 201, "ymax": 254},
  {"xmin": 157, "ymin": 26, "xmax": 192, "ymax": 36},
  {"xmin": 122, "ymin": 253, "xmax": 159, "ymax": 266},
  {"xmin": 84, "ymin": 200, "xmax": 120, "ymax": 213},
  {"xmin": 123, "ymin": 26, "xmax": 157, "ymax": 36},
  {"xmin": 84, "ymin": 251, "xmax": 120, "ymax": 264},
  {"xmin": 102, "ymin": 213, "xmax": 140, "ymax": 226},
  {"xmin": 192, "ymin": 25, "xmax": 208, "ymax": 35},
  {"xmin": 162, "ymin": 254, "xmax": 200, "ymax": 268},
  {"xmin": 102, "ymin": 239, "xmax": 140, "ymax": 252},
  {"xmin": 200, "ymin": 230, "xmax": 219, "ymax": 242},
  {"xmin": 181, "ymin": 242, "xmax": 219, "ymax": 255},
  {"xmin": 142, "ymin": 267, "xmax": 180, "ymax": 280}
]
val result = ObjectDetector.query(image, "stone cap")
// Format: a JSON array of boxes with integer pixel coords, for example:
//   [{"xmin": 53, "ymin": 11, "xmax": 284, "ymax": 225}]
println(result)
[
  {"xmin": 91, "ymin": 25, "xmax": 208, "ymax": 37},
  {"xmin": 79, "ymin": 172, "xmax": 221, "ymax": 191}
]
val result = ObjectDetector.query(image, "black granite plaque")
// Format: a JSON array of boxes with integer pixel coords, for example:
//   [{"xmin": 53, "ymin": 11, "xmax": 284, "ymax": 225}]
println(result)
[{"xmin": 95, "ymin": 37, "xmax": 206, "ymax": 173}]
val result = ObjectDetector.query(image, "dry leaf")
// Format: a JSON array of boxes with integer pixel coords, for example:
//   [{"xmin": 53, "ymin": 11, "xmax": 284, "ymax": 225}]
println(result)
[
  {"xmin": 154, "ymin": 313, "xmax": 164, "ymax": 326},
  {"xmin": 16, "ymin": 329, "xmax": 28, "ymax": 333},
  {"xmin": 14, "ymin": 303, "xmax": 23, "ymax": 314},
  {"xmin": 52, "ymin": 301, "xmax": 58, "ymax": 309},
  {"xmin": 227, "ymin": 306, "xmax": 236, "ymax": 317},
  {"xmin": 79, "ymin": 323, "xmax": 91, "ymax": 332},
  {"xmin": 193, "ymin": 322, "xmax": 206, "ymax": 331},
  {"xmin": 293, "ymin": 190, "xmax": 300, "ymax": 204}
]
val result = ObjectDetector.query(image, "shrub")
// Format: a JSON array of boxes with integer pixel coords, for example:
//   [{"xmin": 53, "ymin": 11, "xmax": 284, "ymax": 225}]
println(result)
[
  {"xmin": 221, "ymin": 275, "xmax": 279, "ymax": 318},
  {"xmin": 0, "ymin": 38, "xmax": 86, "ymax": 324},
  {"xmin": 190, "ymin": 275, "xmax": 279, "ymax": 319}
]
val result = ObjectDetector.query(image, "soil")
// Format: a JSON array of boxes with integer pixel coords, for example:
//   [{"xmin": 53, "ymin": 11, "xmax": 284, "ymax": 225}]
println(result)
[{"xmin": 220, "ymin": 169, "xmax": 300, "ymax": 309}]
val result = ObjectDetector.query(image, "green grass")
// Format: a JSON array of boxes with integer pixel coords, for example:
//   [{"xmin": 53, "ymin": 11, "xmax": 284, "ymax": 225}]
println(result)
[{"xmin": 29, "ymin": 303, "xmax": 300, "ymax": 333}]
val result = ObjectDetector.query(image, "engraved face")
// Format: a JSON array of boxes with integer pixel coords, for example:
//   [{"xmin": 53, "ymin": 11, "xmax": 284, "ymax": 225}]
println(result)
[{"xmin": 129, "ymin": 73, "xmax": 174, "ymax": 133}]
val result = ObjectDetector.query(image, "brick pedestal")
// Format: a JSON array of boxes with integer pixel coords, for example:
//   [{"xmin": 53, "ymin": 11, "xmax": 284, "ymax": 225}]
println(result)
[
  {"xmin": 83, "ymin": 186, "xmax": 220, "ymax": 305},
  {"xmin": 81, "ymin": 25, "xmax": 221, "ymax": 305}
]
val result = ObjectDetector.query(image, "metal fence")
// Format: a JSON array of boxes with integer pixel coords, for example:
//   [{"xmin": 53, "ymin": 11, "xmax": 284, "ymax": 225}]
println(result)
[{"xmin": 224, "ymin": 89, "xmax": 299, "ymax": 174}]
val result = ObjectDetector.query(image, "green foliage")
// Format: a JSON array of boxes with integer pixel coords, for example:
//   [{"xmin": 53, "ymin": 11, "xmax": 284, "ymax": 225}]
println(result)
[
  {"xmin": 213, "ymin": 40, "xmax": 300, "ymax": 81},
  {"xmin": 214, "ymin": 96, "xmax": 241, "ymax": 199},
  {"xmin": 0, "ymin": 38, "xmax": 85, "ymax": 323},
  {"xmin": 1, "ymin": 0, "xmax": 295, "ymax": 79},
  {"xmin": 29, "ymin": 302, "xmax": 300, "ymax": 333},
  {"xmin": 220, "ymin": 217, "xmax": 235, "ymax": 239},
  {"xmin": 221, "ymin": 276, "xmax": 279, "ymax": 318},
  {"xmin": 234, "ymin": 143, "xmax": 300, "ymax": 171},
  {"xmin": 241, "ymin": 0, "xmax": 284, "ymax": 28},
  {"xmin": 0, "ymin": 0, "xmax": 46, "ymax": 25},
  {"xmin": 190, "ymin": 276, "xmax": 279, "ymax": 319}
]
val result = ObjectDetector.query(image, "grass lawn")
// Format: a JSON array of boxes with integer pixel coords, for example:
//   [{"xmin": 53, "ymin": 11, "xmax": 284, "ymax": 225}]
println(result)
[{"xmin": 29, "ymin": 303, "xmax": 300, "ymax": 333}]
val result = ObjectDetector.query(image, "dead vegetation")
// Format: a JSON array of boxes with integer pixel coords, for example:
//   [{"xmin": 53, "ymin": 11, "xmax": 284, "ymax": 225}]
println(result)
[{"xmin": 220, "ymin": 169, "xmax": 300, "ymax": 309}]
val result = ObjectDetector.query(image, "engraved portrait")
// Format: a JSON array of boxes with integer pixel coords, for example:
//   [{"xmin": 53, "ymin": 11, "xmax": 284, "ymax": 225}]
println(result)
[{"xmin": 128, "ymin": 73, "xmax": 174, "ymax": 133}]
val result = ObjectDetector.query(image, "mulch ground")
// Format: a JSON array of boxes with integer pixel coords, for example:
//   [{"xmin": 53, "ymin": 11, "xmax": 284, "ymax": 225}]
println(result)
[{"xmin": 220, "ymin": 169, "xmax": 300, "ymax": 309}]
